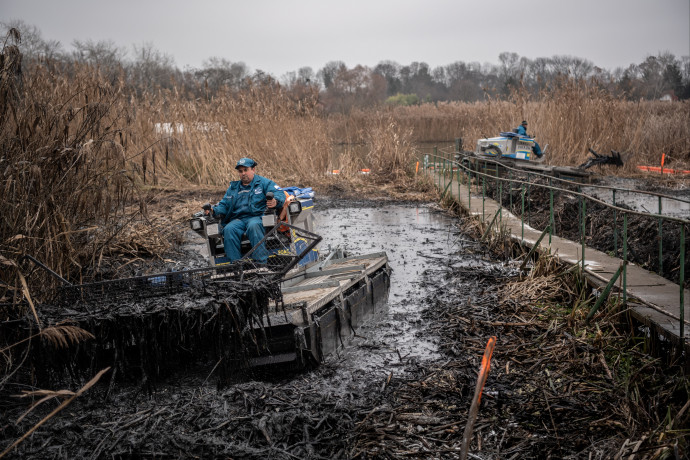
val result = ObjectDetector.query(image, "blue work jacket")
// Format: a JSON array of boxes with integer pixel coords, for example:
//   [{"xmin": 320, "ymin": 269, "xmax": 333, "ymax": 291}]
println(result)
[
  {"xmin": 212, "ymin": 174, "xmax": 285, "ymax": 226},
  {"xmin": 517, "ymin": 125, "xmax": 528, "ymax": 137}
]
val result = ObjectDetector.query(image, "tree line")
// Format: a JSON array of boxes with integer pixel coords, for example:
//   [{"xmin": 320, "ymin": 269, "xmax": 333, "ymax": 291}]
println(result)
[{"xmin": 4, "ymin": 20, "xmax": 690, "ymax": 113}]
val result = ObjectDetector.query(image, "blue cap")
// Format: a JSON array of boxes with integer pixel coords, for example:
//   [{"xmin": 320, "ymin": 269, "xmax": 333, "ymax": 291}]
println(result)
[{"xmin": 235, "ymin": 157, "xmax": 257, "ymax": 169}]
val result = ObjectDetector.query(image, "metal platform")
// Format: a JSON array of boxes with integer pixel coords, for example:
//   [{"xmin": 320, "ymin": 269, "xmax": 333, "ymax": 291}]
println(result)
[
  {"xmin": 464, "ymin": 155, "xmax": 593, "ymax": 184},
  {"xmin": 247, "ymin": 251, "xmax": 390, "ymax": 366}
]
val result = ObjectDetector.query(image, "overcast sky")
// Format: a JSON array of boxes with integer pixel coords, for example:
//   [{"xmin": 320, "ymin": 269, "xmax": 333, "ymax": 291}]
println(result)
[{"xmin": 2, "ymin": 0, "xmax": 689, "ymax": 77}]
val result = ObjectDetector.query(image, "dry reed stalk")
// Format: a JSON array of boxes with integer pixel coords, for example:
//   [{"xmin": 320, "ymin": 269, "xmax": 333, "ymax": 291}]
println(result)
[
  {"xmin": 1, "ymin": 56, "xmax": 137, "ymax": 296},
  {"xmin": 0, "ymin": 323, "xmax": 94, "ymax": 354},
  {"xmin": 39, "ymin": 323, "xmax": 95, "ymax": 349},
  {"xmin": 0, "ymin": 367, "xmax": 110, "ymax": 458}
]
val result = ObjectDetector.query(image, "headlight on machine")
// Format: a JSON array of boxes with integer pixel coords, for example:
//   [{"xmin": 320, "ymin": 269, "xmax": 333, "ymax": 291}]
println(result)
[
  {"xmin": 288, "ymin": 201, "xmax": 302, "ymax": 215},
  {"xmin": 190, "ymin": 218, "xmax": 202, "ymax": 230}
]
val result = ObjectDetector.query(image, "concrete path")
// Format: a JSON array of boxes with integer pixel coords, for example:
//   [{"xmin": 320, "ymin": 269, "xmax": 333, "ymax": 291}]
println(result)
[{"xmin": 429, "ymin": 170, "xmax": 690, "ymax": 350}]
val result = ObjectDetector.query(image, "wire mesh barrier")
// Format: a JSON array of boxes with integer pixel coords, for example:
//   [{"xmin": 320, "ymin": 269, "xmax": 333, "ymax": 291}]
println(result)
[
  {"xmin": 423, "ymin": 146, "xmax": 690, "ymax": 344},
  {"xmin": 11, "ymin": 224, "xmax": 322, "ymax": 387},
  {"xmin": 31, "ymin": 278, "xmax": 285, "ymax": 387},
  {"xmin": 0, "ymin": 224, "xmax": 324, "ymax": 387},
  {"xmin": 58, "ymin": 223, "xmax": 321, "ymax": 307}
]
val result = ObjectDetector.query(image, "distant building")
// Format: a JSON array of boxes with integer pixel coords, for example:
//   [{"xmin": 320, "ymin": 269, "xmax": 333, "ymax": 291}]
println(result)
[{"xmin": 659, "ymin": 91, "xmax": 678, "ymax": 102}]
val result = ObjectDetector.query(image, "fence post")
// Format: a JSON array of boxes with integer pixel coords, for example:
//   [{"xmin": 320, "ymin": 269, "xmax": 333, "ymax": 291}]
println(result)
[
  {"xmin": 467, "ymin": 168, "xmax": 471, "ymax": 209},
  {"xmin": 658, "ymin": 196, "xmax": 663, "ymax": 276},
  {"xmin": 549, "ymin": 177, "xmax": 554, "ymax": 245},
  {"xmin": 580, "ymin": 189, "xmax": 586, "ymax": 272},
  {"xmin": 519, "ymin": 225, "xmax": 552, "ymax": 272},
  {"xmin": 623, "ymin": 213, "xmax": 628, "ymax": 305},
  {"xmin": 527, "ymin": 173, "xmax": 531, "ymax": 226},
  {"xmin": 434, "ymin": 147, "xmax": 439, "ymax": 187},
  {"xmin": 613, "ymin": 189, "xmax": 618, "ymax": 256},
  {"xmin": 680, "ymin": 223, "xmax": 685, "ymax": 340},
  {"xmin": 521, "ymin": 183, "xmax": 525, "ymax": 244},
  {"xmin": 499, "ymin": 180, "xmax": 503, "ymax": 227},
  {"xmin": 509, "ymin": 171, "xmax": 513, "ymax": 213},
  {"xmin": 482, "ymin": 173, "xmax": 486, "ymax": 223},
  {"xmin": 586, "ymin": 262, "xmax": 626, "ymax": 323}
]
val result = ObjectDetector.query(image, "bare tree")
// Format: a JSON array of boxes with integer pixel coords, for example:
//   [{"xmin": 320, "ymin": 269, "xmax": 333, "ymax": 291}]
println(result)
[
  {"xmin": 72, "ymin": 39, "xmax": 125, "ymax": 78},
  {"xmin": 197, "ymin": 57, "xmax": 249, "ymax": 92},
  {"xmin": 373, "ymin": 60, "xmax": 401, "ymax": 96},
  {"xmin": 316, "ymin": 61, "xmax": 346, "ymax": 90},
  {"xmin": 129, "ymin": 42, "xmax": 176, "ymax": 93},
  {"xmin": 0, "ymin": 20, "xmax": 62, "ymax": 64}
]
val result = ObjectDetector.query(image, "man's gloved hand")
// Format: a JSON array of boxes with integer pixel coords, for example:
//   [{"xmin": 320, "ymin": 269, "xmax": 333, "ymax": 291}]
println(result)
[
  {"xmin": 265, "ymin": 192, "xmax": 277, "ymax": 209},
  {"xmin": 202, "ymin": 203, "xmax": 212, "ymax": 216}
]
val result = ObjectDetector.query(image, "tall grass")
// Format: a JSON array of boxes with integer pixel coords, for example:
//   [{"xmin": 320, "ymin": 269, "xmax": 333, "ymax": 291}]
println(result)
[
  {"xmin": 2, "ymin": 54, "xmax": 689, "ymax": 295},
  {"xmin": 333, "ymin": 81, "xmax": 689, "ymax": 172},
  {"xmin": 1, "ymin": 57, "xmax": 134, "ymax": 297},
  {"xmin": 133, "ymin": 81, "xmax": 332, "ymax": 187}
]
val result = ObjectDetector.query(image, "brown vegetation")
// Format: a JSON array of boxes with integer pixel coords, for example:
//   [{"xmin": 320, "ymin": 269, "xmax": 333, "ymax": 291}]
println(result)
[
  {"xmin": 336, "ymin": 81, "xmax": 690, "ymax": 173},
  {"xmin": 1, "ymin": 31, "xmax": 689, "ymax": 297}
]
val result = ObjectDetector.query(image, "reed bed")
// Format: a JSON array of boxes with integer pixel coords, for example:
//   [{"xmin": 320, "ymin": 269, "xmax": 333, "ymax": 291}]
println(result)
[
  {"xmin": 332, "ymin": 82, "xmax": 690, "ymax": 173},
  {"xmin": 136, "ymin": 82, "xmax": 332, "ymax": 187},
  {"xmin": 0, "ymin": 58, "xmax": 134, "ymax": 299},
  {"xmin": 2, "ymin": 53, "xmax": 689, "ymax": 295}
]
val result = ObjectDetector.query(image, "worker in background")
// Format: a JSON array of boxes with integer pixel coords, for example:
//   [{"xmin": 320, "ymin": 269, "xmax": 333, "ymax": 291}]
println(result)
[
  {"xmin": 203, "ymin": 157, "xmax": 285, "ymax": 263},
  {"xmin": 516, "ymin": 120, "xmax": 544, "ymax": 158}
]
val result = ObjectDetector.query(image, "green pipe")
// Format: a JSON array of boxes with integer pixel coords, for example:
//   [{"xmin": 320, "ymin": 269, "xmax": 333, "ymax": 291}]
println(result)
[
  {"xmin": 519, "ymin": 225, "xmax": 552, "ymax": 272},
  {"xmin": 467, "ymin": 168, "xmax": 471, "ymax": 209},
  {"xmin": 586, "ymin": 262, "xmax": 626, "ymax": 323},
  {"xmin": 509, "ymin": 171, "xmax": 513, "ymax": 213},
  {"xmin": 442, "ymin": 157, "xmax": 446, "ymax": 190},
  {"xmin": 623, "ymin": 213, "xmax": 628, "ymax": 305},
  {"xmin": 658, "ymin": 196, "xmax": 663, "ymax": 276},
  {"xmin": 527, "ymin": 174, "xmax": 531, "ymax": 226},
  {"xmin": 442, "ymin": 166, "xmax": 454, "ymax": 199},
  {"xmin": 482, "ymin": 208, "xmax": 502, "ymax": 241},
  {"xmin": 499, "ymin": 180, "xmax": 503, "ymax": 226},
  {"xmin": 435, "ymin": 147, "xmax": 439, "ymax": 187},
  {"xmin": 580, "ymin": 189, "xmax": 586, "ymax": 272},
  {"xmin": 613, "ymin": 189, "xmax": 618, "ymax": 257},
  {"xmin": 680, "ymin": 224, "xmax": 685, "ymax": 340},
  {"xmin": 549, "ymin": 177, "xmax": 554, "ymax": 245},
  {"xmin": 521, "ymin": 183, "xmax": 525, "ymax": 244},
  {"xmin": 482, "ymin": 173, "xmax": 486, "ymax": 223}
]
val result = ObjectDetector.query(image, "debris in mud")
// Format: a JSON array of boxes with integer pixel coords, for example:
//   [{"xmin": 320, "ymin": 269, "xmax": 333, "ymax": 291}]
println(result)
[
  {"xmin": 4, "ymin": 267, "xmax": 284, "ymax": 390},
  {"xmin": 2, "ymin": 201, "xmax": 687, "ymax": 459},
  {"xmin": 352, "ymin": 241, "xmax": 689, "ymax": 459}
]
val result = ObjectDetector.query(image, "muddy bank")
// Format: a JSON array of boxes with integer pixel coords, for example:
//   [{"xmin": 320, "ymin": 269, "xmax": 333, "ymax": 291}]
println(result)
[
  {"xmin": 1, "ymin": 202, "xmax": 467, "ymax": 458},
  {"xmin": 2, "ymin": 199, "xmax": 687, "ymax": 459}
]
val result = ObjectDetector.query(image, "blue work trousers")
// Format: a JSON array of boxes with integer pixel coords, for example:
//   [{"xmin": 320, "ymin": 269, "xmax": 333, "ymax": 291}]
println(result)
[
  {"xmin": 222, "ymin": 216, "xmax": 268, "ymax": 263},
  {"xmin": 533, "ymin": 141, "xmax": 543, "ymax": 157}
]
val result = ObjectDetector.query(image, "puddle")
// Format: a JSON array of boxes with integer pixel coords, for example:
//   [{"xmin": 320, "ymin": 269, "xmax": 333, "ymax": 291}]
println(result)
[
  {"xmin": 178, "ymin": 202, "xmax": 481, "ymax": 372},
  {"xmin": 316, "ymin": 204, "xmax": 460, "ymax": 371}
]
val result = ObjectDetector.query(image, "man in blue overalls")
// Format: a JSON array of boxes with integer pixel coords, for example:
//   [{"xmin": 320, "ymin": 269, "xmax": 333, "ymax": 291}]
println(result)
[
  {"xmin": 516, "ymin": 120, "xmax": 544, "ymax": 158},
  {"xmin": 204, "ymin": 158, "xmax": 285, "ymax": 263}
]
